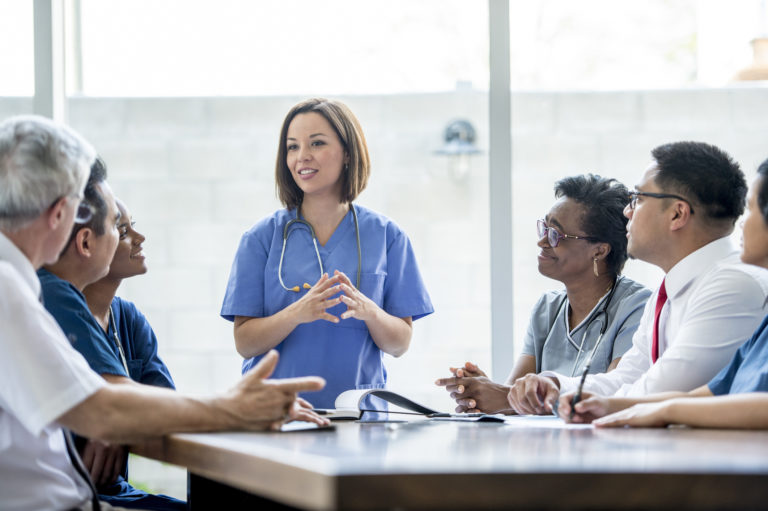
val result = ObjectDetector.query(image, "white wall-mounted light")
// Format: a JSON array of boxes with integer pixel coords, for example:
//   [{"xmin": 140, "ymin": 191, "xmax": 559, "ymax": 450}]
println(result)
[{"xmin": 434, "ymin": 119, "xmax": 482, "ymax": 180}]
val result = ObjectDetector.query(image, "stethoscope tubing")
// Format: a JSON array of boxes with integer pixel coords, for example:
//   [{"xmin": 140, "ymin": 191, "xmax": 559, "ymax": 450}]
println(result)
[
  {"xmin": 279, "ymin": 204, "xmax": 361, "ymax": 292},
  {"xmin": 565, "ymin": 276, "xmax": 621, "ymax": 376}
]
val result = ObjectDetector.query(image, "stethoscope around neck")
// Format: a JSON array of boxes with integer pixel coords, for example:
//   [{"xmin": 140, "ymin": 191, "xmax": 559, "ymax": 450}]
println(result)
[
  {"xmin": 558, "ymin": 276, "xmax": 621, "ymax": 377},
  {"xmin": 278, "ymin": 203, "xmax": 361, "ymax": 292}
]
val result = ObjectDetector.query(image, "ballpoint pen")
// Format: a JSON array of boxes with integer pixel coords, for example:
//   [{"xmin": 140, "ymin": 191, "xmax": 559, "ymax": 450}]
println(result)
[{"xmin": 569, "ymin": 362, "xmax": 591, "ymax": 420}]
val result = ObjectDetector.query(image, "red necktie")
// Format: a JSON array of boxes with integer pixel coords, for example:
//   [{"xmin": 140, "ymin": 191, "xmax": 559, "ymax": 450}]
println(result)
[{"xmin": 651, "ymin": 279, "xmax": 667, "ymax": 363}]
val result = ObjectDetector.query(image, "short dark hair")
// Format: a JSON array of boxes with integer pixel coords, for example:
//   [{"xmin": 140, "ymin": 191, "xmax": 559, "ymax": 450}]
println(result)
[
  {"xmin": 275, "ymin": 98, "xmax": 370, "ymax": 209},
  {"xmin": 756, "ymin": 157, "xmax": 768, "ymax": 224},
  {"xmin": 554, "ymin": 174, "xmax": 630, "ymax": 276},
  {"xmin": 67, "ymin": 157, "xmax": 108, "ymax": 247},
  {"xmin": 651, "ymin": 141, "xmax": 747, "ymax": 224}
]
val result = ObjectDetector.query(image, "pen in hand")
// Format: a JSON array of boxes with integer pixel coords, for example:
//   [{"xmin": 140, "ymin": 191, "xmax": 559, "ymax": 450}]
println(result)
[{"xmin": 569, "ymin": 363, "xmax": 591, "ymax": 421}]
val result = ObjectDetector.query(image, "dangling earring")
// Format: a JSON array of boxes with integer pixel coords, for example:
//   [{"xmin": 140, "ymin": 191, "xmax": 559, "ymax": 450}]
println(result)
[
  {"xmin": 344, "ymin": 162, "xmax": 349, "ymax": 172},
  {"xmin": 593, "ymin": 258, "xmax": 599, "ymax": 277}
]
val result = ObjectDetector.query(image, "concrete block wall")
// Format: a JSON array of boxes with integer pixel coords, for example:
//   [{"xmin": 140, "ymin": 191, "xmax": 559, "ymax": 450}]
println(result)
[
  {"xmin": 63, "ymin": 92, "xmax": 492, "ymax": 411},
  {"xmin": 2, "ymin": 86, "xmax": 768, "ymax": 498},
  {"xmin": 3, "ymin": 88, "xmax": 767, "ymax": 405}
]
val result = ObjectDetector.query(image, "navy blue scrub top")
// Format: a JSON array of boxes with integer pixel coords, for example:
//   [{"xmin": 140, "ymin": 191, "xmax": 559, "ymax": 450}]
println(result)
[{"xmin": 38, "ymin": 269, "xmax": 174, "ymax": 389}]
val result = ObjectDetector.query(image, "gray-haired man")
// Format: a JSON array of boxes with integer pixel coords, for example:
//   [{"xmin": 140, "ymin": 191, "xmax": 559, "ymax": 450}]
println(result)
[{"xmin": 0, "ymin": 115, "xmax": 328, "ymax": 510}]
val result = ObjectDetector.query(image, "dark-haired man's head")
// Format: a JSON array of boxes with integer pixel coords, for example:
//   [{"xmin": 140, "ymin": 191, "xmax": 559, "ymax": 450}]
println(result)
[
  {"xmin": 46, "ymin": 157, "xmax": 121, "ymax": 290},
  {"xmin": 650, "ymin": 141, "xmax": 746, "ymax": 229},
  {"xmin": 625, "ymin": 141, "xmax": 746, "ymax": 272}
]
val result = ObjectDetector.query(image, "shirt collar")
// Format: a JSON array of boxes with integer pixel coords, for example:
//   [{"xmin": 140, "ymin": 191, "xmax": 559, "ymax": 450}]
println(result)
[
  {"xmin": 0, "ymin": 231, "xmax": 41, "ymax": 298},
  {"xmin": 665, "ymin": 236, "xmax": 738, "ymax": 300}
]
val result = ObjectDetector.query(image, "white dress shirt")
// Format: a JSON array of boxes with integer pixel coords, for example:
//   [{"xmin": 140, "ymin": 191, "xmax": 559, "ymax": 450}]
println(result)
[
  {"xmin": 0, "ymin": 232, "xmax": 106, "ymax": 510},
  {"xmin": 542, "ymin": 237, "xmax": 768, "ymax": 397}
]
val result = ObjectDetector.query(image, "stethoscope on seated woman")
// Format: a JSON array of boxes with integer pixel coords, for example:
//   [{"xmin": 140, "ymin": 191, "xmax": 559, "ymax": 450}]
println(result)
[
  {"xmin": 553, "ymin": 275, "xmax": 621, "ymax": 377},
  {"xmin": 278, "ymin": 203, "xmax": 362, "ymax": 292}
]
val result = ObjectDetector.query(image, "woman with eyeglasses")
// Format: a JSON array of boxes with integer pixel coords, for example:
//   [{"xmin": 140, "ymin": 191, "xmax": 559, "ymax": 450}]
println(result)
[
  {"xmin": 220, "ymin": 98, "xmax": 433, "ymax": 410},
  {"xmin": 558, "ymin": 158, "xmax": 768, "ymax": 429},
  {"xmin": 436, "ymin": 174, "xmax": 651, "ymax": 414}
]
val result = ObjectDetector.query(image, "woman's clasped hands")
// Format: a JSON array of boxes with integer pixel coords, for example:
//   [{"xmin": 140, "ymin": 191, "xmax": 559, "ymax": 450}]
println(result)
[
  {"xmin": 289, "ymin": 270, "xmax": 377, "ymax": 325},
  {"xmin": 289, "ymin": 273, "xmax": 344, "ymax": 324}
]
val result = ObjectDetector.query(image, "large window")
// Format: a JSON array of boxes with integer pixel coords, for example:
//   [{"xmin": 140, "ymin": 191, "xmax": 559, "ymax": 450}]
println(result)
[
  {"xmin": 77, "ymin": 0, "xmax": 488, "ymax": 96},
  {"xmin": 507, "ymin": 0, "xmax": 764, "ymax": 90},
  {"xmin": 0, "ymin": 1, "xmax": 34, "ymax": 96}
]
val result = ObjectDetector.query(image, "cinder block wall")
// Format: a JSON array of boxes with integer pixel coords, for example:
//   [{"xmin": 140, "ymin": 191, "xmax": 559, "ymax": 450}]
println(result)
[
  {"xmin": 3, "ymin": 88, "xmax": 767, "ymax": 407},
  {"xmin": 2, "ymin": 87, "xmax": 767, "ymax": 496}
]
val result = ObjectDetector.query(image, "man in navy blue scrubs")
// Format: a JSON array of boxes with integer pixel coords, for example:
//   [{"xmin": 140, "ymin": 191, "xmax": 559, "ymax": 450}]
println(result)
[{"xmin": 38, "ymin": 158, "xmax": 184, "ymax": 510}]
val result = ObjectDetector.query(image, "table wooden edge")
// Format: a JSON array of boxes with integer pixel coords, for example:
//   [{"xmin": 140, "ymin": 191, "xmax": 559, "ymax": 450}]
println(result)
[
  {"xmin": 132, "ymin": 434, "xmax": 768, "ymax": 510},
  {"xmin": 132, "ymin": 435, "xmax": 336, "ymax": 510}
]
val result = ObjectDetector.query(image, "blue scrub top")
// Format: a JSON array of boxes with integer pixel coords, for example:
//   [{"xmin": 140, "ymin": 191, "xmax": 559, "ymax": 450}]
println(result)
[
  {"xmin": 221, "ymin": 205, "xmax": 434, "ymax": 408},
  {"xmin": 708, "ymin": 314, "xmax": 768, "ymax": 395}
]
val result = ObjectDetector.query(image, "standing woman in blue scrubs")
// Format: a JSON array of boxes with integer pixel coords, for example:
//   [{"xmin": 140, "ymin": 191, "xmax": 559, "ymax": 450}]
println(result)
[{"xmin": 221, "ymin": 98, "xmax": 434, "ymax": 409}]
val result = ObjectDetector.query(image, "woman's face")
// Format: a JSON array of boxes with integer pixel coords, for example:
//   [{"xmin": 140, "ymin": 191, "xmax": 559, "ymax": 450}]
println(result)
[
  {"xmin": 537, "ymin": 197, "xmax": 598, "ymax": 283},
  {"xmin": 740, "ymin": 176, "xmax": 768, "ymax": 269},
  {"xmin": 285, "ymin": 112, "xmax": 348, "ymax": 202},
  {"xmin": 107, "ymin": 199, "xmax": 147, "ymax": 280}
]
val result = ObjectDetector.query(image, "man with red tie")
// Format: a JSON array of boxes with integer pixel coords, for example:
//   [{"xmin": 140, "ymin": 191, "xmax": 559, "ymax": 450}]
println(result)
[{"xmin": 507, "ymin": 141, "xmax": 768, "ymax": 415}]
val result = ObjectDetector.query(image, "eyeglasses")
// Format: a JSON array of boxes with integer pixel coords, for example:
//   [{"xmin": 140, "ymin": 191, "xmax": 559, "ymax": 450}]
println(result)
[
  {"xmin": 57, "ymin": 195, "xmax": 94, "ymax": 224},
  {"xmin": 628, "ymin": 191, "xmax": 695, "ymax": 214},
  {"xmin": 74, "ymin": 201, "xmax": 94, "ymax": 224},
  {"xmin": 537, "ymin": 219, "xmax": 599, "ymax": 248}
]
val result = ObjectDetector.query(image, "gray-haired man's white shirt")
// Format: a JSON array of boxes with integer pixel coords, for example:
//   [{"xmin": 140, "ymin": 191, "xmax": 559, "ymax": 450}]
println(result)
[{"xmin": 0, "ymin": 231, "xmax": 106, "ymax": 510}]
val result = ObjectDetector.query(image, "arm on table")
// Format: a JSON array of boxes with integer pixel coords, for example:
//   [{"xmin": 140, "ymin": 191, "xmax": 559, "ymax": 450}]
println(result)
[
  {"xmin": 595, "ymin": 392, "xmax": 768, "ymax": 429},
  {"xmin": 557, "ymin": 385, "xmax": 712, "ymax": 424},
  {"xmin": 58, "ymin": 351, "xmax": 328, "ymax": 444}
]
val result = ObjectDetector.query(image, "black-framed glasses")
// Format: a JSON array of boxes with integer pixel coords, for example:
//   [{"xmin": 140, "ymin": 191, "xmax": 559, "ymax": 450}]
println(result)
[
  {"xmin": 537, "ymin": 219, "xmax": 599, "ymax": 248},
  {"xmin": 628, "ymin": 191, "xmax": 695, "ymax": 214}
]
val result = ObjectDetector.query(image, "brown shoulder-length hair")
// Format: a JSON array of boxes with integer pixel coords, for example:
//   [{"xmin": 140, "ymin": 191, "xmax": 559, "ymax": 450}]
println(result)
[{"xmin": 275, "ymin": 98, "xmax": 370, "ymax": 209}]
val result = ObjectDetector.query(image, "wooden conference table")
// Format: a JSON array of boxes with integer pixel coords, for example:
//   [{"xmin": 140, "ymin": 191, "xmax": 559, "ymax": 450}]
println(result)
[{"xmin": 133, "ymin": 416, "xmax": 768, "ymax": 510}]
